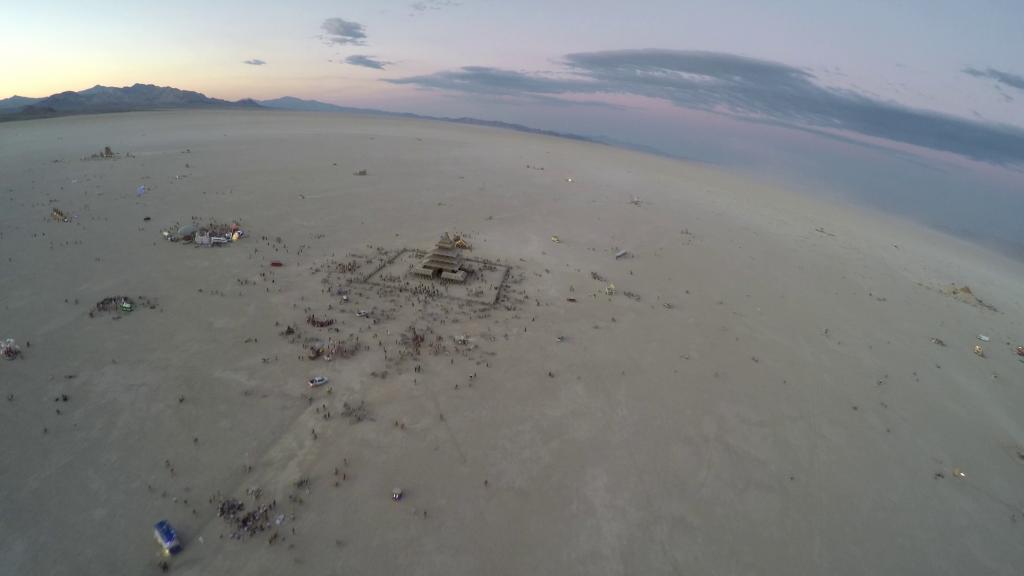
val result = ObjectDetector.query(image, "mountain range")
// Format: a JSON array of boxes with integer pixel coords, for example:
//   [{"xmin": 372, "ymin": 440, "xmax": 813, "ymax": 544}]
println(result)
[
  {"xmin": 257, "ymin": 97, "xmax": 609, "ymax": 145},
  {"xmin": 0, "ymin": 84, "xmax": 260, "ymax": 118},
  {"xmin": 1, "ymin": 84, "xmax": 658, "ymax": 153}
]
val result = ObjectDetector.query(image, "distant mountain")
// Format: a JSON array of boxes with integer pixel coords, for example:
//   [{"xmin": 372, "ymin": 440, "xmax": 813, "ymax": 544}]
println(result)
[
  {"xmin": 437, "ymin": 117, "xmax": 597, "ymax": 143},
  {"xmin": 0, "ymin": 95, "xmax": 40, "ymax": 109},
  {"xmin": 0, "ymin": 84, "xmax": 261, "ymax": 121},
  {"xmin": 0, "ymin": 85, "xmax": 640, "ymax": 154},
  {"xmin": 258, "ymin": 96, "xmax": 358, "ymax": 113},
  {"xmin": 256, "ymin": 97, "xmax": 600, "ymax": 143},
  {"xmin": 259, "ymin": 97, "xmax": 425, "ymax": 119}
]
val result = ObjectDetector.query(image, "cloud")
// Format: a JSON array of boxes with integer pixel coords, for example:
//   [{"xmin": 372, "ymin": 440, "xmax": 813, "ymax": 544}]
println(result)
[
  {"xmin": 321, "ymin": 17, "xmax": 367, "ymax": 45},
  {"xmin": 411, "ymin": 0, "xmax": 460, "ymax": 12},
  {"xmin": 345, "ymin": 54, "xmax": 392, "ymax": 70},
  {"xmin": 386, "ymin": 66, "xmax": 623, "ymax": 109},
  {"xmin": 994, "ymin": 84, "xmax": 1015, "ymax": 103},
  {"xmin": 963, "ymin": 66, "xmax": 1024, "ymax": 92},
  {"xmin": 387, "ymin": 49, "xmax": 1024, "ymax": 166},
  {"xmin": 386, "ymin": 66, "xmax": 592, "ymax": 96},
  {"xmin": 242, "ymin": 59, "xmax": 266, "ymax": 66}
]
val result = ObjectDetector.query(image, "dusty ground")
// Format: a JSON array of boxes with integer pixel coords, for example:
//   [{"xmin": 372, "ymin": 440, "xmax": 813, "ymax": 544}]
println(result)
[{"xmin": 1, "ymin": 109, "xmax": 1023, "ymax": 575}]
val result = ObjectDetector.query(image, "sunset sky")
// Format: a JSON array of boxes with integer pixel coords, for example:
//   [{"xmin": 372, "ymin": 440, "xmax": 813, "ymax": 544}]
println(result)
[{"xmin": 3, "ymin": 1, "xmax": 1022, "ymax": 123}]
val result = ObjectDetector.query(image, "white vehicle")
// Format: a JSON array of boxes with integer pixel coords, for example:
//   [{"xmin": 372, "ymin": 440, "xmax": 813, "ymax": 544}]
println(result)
[{"xmin": 308, "ymin": 376, "xmax": 329, "ymax": 388}]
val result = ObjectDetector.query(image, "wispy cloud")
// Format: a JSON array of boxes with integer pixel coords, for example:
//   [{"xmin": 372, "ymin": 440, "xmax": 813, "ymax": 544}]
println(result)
[
  {"xmin": 963, "ymin": 66, "xmax": 1024, "ymax": 92},
  {"xmin": 387, "ymin": 49, "xmax": 1024, "ymax": 166},
  {"xmin": 321, "ymin": 17, "xmax": 367, "ymax": 46},
  {"xmin": 242, "ymin": 59, "xmax": 267, "ymax": 66},
  {"xmin": 345, "ymin": 54, "xmax": 392, "ymax": 70},
  {"xmin": 388, "ymin": 66, "xmax": 586, "ymax": 95},
  {"xmin": 411, "ymin": 0, "xmax": 460, "ymax": 12},
  {"xmin": 387, "ymin": 66, "xmax": 622, "ymax": 109}
]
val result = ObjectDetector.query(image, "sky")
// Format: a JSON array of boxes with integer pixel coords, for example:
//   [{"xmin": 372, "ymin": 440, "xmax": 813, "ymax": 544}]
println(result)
[
  {"xmin": 2, "ymin": 1, "xmax": 1021, "ymax": 120},
  {"xmin": 3, "ymin": 0, "xmax": 1023, "ymax": 252}
]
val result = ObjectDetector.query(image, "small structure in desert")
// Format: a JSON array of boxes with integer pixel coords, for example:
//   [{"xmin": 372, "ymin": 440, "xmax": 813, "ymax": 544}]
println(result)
[{"xmin": 413, "ymin": 233, "xmax": 469, "ymax": 282}]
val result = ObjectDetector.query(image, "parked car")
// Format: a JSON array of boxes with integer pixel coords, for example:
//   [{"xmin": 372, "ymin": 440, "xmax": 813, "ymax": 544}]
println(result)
[
  {"xmin": 153, "ymin": 520, "xmax": 182, "ymax": 556},
  {"xmin": 308, "ymin": 376, "xmax": 329, "ymax": 388}
]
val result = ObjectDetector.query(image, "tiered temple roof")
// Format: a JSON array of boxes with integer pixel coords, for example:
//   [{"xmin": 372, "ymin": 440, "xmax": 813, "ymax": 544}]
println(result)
[{"xmin": 413, "ymin": 233, "xmax": 467, "ymax": 282}]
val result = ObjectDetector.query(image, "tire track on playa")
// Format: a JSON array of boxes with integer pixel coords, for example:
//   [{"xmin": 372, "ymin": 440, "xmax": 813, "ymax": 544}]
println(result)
[
  {"xmin": 618, "ymin": 421, "xmax": 688, "ymax": 576},
  {"xmin": 421, "ymin": 374, "xmax": 468, "ymax": 464},
  {"xmin": 596, "ymin": 355, "xmax": 687, "ymax": 576},
  {"xmin": 178, "ymin": 375, "xmax": 468, "ymax": 574},
  {"xmin": 796, "ymin": 333, "xmax": 825, "ymax": 570},
  {"xmin": 693, "ymin": 423, "xmax": 716, "ymax": 500},
  {"xmin": 642, "ymin": 400, "xmax": 712, "ymax": 576},
  {"xmin": 175, "ymin": 395, "xmax": 332, "ymax": 575}
]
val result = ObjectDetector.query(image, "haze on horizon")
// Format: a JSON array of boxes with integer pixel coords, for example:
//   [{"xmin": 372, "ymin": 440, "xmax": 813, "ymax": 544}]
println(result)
[{"xmin": 3, "ymin": 0, "xmax": 1023, "ymax": 253}]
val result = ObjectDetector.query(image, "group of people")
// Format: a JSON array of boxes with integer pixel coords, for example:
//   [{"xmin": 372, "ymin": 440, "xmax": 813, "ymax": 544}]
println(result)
[{"xmin": 1, "ymin": 338, "xmax": 21, "ymax": 360}]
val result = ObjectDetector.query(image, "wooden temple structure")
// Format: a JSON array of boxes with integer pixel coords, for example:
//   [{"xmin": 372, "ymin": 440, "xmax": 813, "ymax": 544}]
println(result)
[{"xmin": 413, "ymin": 233, "xmax": 468, "ymax": 282}]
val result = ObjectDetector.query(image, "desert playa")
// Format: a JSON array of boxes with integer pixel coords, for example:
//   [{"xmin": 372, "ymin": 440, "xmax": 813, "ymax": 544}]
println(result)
[{"xmin": 1, "ymin": 109, "xmax": 1023, "ymax": 575}]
